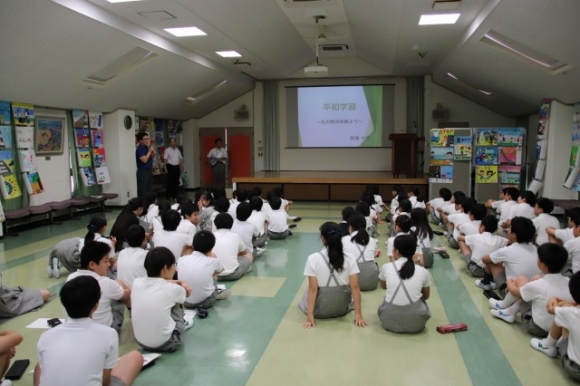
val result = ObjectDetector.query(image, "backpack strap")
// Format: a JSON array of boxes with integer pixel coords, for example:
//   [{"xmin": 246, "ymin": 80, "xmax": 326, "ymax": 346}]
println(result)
[{"xmin": 318, "ymin": 252, "xmax": 341, "ymax": 287}]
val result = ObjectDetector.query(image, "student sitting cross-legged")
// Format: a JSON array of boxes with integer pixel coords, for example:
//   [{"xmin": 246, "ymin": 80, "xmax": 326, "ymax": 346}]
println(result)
[
  {"xmin": 151, "ymin": 210, "xmax": 192, "ymax": 260},
  {"xmin": 532, "ymin": 197, "xmax": 560, "ymax": 246},
  {"xmin": 377, "ymin": 234, "xmax": 431, "ymax": 334},
  {"xmin": 266, "ymin": 196, "xmax": 290, "ymax": 240},
  {"xmin": 299, "ymin": 222, "xmax": 367, "ymax": 328},
  {"xmin": 34, "ymin": 276, "xmax": 143, "ymax": 386},
  {"xmin": 66, "ymin": 242, "xmax": 131, "ymax": 334},
  {"xmin": 116, "ymin": 225, "xmax": 148, "ymax": 288},
  {"xmin": 248, "ymin": 196, "xmax": 268, "ymax": 250},
  {"xmin": 213, "ymin": 213, "xmax": 254, "ymax": 281},
  {"xmin": 342, "ymin": 213, "xmax": 379, "ymax": 291},
  {"xmin": 178, "ymin": 230, "xmax": 231, "ymax": 309},
  {"xmin": 131, "ymin": 247, "xmax": 194, "ymax": 352},
  {"xmin": 547, "ymin": 207, "xmax": 580, "ymax": 245},
  {"xmin": 488, "ymin": 243, "xmax": 573, "ymax": 336}
]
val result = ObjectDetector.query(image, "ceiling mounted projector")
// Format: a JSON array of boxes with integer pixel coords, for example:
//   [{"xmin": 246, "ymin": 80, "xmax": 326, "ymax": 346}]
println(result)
[{"xmin": 304, "ymin": 16, "xmax": 328, "ymax": 77}]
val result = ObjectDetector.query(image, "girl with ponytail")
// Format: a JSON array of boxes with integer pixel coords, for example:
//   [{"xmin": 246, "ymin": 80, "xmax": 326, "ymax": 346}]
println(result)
[
  {"xmin": 110, "ymin": 197, "xmax": 144, "ymax": 252},
  {"xmin": 377, "ymin": 234, "xmax": 432, "ymax": 333},
  {"xmin": 299, "ymin": 222, "xmax": 366, "ymax": 328},
  {"xmin": 343, "ymin": 213, "xmax": 379, "ymax": 291}
]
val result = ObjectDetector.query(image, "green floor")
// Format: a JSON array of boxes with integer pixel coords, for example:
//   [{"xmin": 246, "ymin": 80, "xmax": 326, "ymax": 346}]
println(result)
[{"xmin": 0, "ymin": 203, "xmax": 575, "ymax": 385}]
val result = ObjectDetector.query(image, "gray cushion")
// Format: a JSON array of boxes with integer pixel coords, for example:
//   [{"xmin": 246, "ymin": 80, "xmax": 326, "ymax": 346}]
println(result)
[
  {"xmin": 70, "ymin": 197, "xmax": 90, "ymax": 206},
  {"xmin": 28, "ymin": 204, "xmax": 52, "ymax": 215},
  {"xmin": 5, "ymin": 209, "xmax": 30, "ymax": 220},
  {"xmin": 49, "ymin": 200, "xmax": 71, "ymax": 210}
]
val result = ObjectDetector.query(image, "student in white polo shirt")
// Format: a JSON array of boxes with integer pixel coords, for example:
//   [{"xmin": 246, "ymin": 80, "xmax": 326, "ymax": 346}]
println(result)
[
  {"xmin": 267, "ymin": 196, "xmax": 290, "ymax": 240},
  {"xmin": 35, "ymin": 276, "xmax": 143, "ymax": 386},
  {"xmin": 385, "ymin": 216, "xmax": 422, "ymax": 264},
  {"xmin": 152, "ymin": 210, "xmax": 192, "ymax": 260},
  {"xmin": 547, "ymin": 207, "xmax": 580, "ymax": 245},
  {"xmin": 176, "ymin": 202, "xmax": 198, "ymax": 241},
  {"xmin": 228, "ymin": 189, "xmax": 247, "ymax": 218},
  {"xmin": 117, "ymin": 225, "xmax": 148, "ymax": 288},
  {"xmin": 213, "ymin": 213, "xmax": 254, "ymax": 281},
  {"xmin": 563, "ymin": 215, "xmax": 580, "ymax": 275},
  {"xmin": 342, "ymin": 213, "xmax": 378, "ymax": 291},
  {"xmin": 425, "ymin": 187, "xmax": 452, "ymax": 224},
  {"xmin": 445, "ymin": 196, "xmax": 473, "ymax": 249},
  {"xmin": 458, "ymin": 215, "xmax": 507, "ymax": 278},
  {"xmin": 458, "ymin": 203, "xmax": 487, "ymax": 237},
  {"xmin": 248, "ymin": 196, "xmax": 268, "ymax": 249},
  {"xmin": 178, "ymin": 230, "xmax": 230, "ymax": 309},
  {"xmin": 502, "ymin": 190, "xmax": 536, "ymax": 230},
  {"xmin": 163, "ymin": 138, "xmax": 183, "ymax": 201},
  {"xmin": 532, "ymin": 197, "xmax": 560, "ymax": 246},
  {"xmin": 231, "ymin": 202, "xmax": 259, "ymax": 254}
]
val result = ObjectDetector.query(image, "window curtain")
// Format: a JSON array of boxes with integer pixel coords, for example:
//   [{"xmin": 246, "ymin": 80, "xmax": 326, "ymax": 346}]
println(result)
[
  {"xmin": 406, "ymin": 76, "xmax": 424, "ymax": 135},
  {"xmin": 263, "ymin": 81, "xmax": 280, "ymax": 171},
  {"xmin": 68, "ymin": 111, "xmax": 102, "ymax": 197},
  {"xmin": 0, "ymin": 119, "xmax": 29, "ymax": 210}
]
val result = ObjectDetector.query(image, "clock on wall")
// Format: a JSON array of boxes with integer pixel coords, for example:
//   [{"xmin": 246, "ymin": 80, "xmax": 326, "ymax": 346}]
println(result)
[{"xmin": 124, "ymin": 115, "xmax": 133, "ymax": 130}]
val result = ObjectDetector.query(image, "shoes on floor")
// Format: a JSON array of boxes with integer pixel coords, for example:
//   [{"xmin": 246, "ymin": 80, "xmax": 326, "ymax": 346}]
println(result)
[
  {"xmin": 488, "ymin": 298, "xmax": 503, "ymax": 310},
  {"xmin": 530, "ymin": 338, "xmax": 558, "ymax": 358},
  {"xmin": 443, "ymin": 231, "xmax": 449, "ymax": 237},
  {"xmin": 490, "ymin": 309, "xmax": 515, "ymax": 323},
  {"xmin": 475, "ymin": 280, "xmax": 497, "ymax": 290},
  {"xmin": 216, "ymin": 288, "xmax": 232, "ymax": 300},
  {"xmin": 184, "ymin": 310, "xmax": 196, "ymax": 330},
  {"xmin": 255, "ymin": 247, "xmax": 266, "ymax": 256},
  {"xmin": 289, "ymin": 224, "xmax": 297, "ymax": 229},
  {"xmin": 292, "ymin": 217, "xmax": 302, "ymax": 222},
  {"xmin": 288, "ymin": 231, "xmax": 293, "ymax": 236},
  {"xmin": 52, "ymin": 257, "xmax": 60, "ymax": 279},
  {"xmin": 433, "ymin": 230, "xmax": 444, "ymax": 236}
]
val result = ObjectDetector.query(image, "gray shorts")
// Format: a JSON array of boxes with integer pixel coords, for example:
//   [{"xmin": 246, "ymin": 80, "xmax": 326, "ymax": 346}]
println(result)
[
  {"xmin": 521, "ymin": 308, "xmax": 548, "ymax": 337},
  {"xmin": 447, "ymin": 235, "xmax": 459, "ymax": 249},
  {"xmin": 560, "ymin": 339, "xmax": 580, "ymax": 382},
  {"xmin": 268, "ymin": 229, "xmax": 289, "ymax": 240},
  {"xmin": 110, "ymin": 376, "xmax": 127, "ymax": 386},
  {"xmin": 185, "ymin": 289, "xmax": 218, "ymax": 309},
  {"xmin": 218, "ymin": 256, "xmax": 252, "ymax": 281}
]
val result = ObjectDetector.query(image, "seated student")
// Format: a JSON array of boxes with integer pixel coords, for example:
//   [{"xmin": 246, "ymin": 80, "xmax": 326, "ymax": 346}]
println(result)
[
  {"xmin": 362, "ymin": 192, "xmax": 383, "ymax": 226},
  {"xmin": 408, "ymin": 186, "xmax": 426, "ymax": 209},
  {"xmin": 458, "ymin": 203, "xmax": 487, "ymax": 237},
  {"xmin": 67, "ymin": 242, "xmax": 131, "ymax": 333},
  {"xmin": 176, "ymin": 202, "xmax": 198, "ymax": 241},
  {"xmin": 485, "ymin": 187, "xmax": 506, "ymax": 211},
  {"xmin": 530, "ymin": 271, "xmax": 580, "ymax": 382},
  {"xmin": 131, "ymin": 247, "xmax": 194, "ymax": 352},
  {"xmin": 110, "ymin": 198, "xmax": 144, "ymax": 252},
  {"xmin": 410, "ymin": 208, "xmax": 434, "ymax": 268},
  {"xmin": 547, "ymin": 207, "xmax": 580, "ymax": 245},
  {"xmin": 339, "ymin": 207, "xmax": 356, "ymax": 237},
  {"xmin": 231, "ymin": 202, "xmax": 259, "ymax": 255},
  {"xmin": 248, "ymin": 196, "xmax": 268, "ymax": 249},
  {"xmin": 197, "ymin": 191, "xmax": 216, "ymax": 231},
  {"xmin": 211, "ymin": 197, "xmax": 231, "ymax": 232},
  {"xmin": 34, "ymin": 276, "xmax": 143, "ymax": 386},
  {"xmin": 299, "ymin": 222, "xmax": 366, "ymax": 328},
  {"xmin": 390, "ymin": 199, "xmax": 412, "ymax": 237},
  {"xmin": 152, "ymin": 201, "xmax": 171, "ymax": 233},
  {"xmin": 0, "ymin": 270, "xmax": 50, "ymax": 319},
  {"xmin": 213, "ymin": 213, "xmax": 254, "ymax": 281},
  {"xmin": 342, "ymin": 213, "xmax": 379, "ymax": 291},
  {"xmin": 439, "ymin": 191, "xmax": 465, "ymax": 221},
  {"xmin": 502, "ymin": 190, "xmax": 536, "ymax": 229},
  {"xmin": 117, "ymin": 225, "xmax": 148, "ymax": 288},
  {"xmin": 496, "ymin": 187, "xmax": 519, "ymax": 227},
  {"xmin": 476, "ymin": 217, "xmax": 540, "ymax": 291},
  {"xmin": 386, "ymin": 215, "xmax": 423, "ymax": 265},
  {"xmin": 140, "ymin": 192, "xmax": 159, "ymax": 230},
  {"xmin": 426, "ymin": 187, "xmax": 452, "ymax": 224},
  {"xmin": 365, "ymin": 184, "xmax": 387, "ymax": 214},
  {"xmin": 228, "ymin": 189, "xmax": 247, "ymax": 218},
  {"xmin": 152, "ymin": 210, "xmax": 192, "ymax": 260},
  {"xmin": 458, "ymin": 215, "xmax": 508, "ymax": 278},
  {"xmin": 266, "ymin": 196, "xmax": 290, "ymax": 240},
  {"xmin": 178, "ymin": 230, "xmax": 230, "ymax": 309},
  {"xmin": 229, "ymin": 189, "xmax": 240, "ymax": 207},
  {"xmin": 271, "ymin": 187, "xmax": 301, "ymax": 222},
  {"xmin": 378, "ymin": 234, "xmax": 431, "ymax": 334},
  {"xmin": 489, "ymin": 243, "xmax": 572, "ymax": 336},
  {"xmin": 385, "ymin": 184, "xmax": 405, "ymax": 222},
  {"xmin": 445, "ymin": 197, "xmax": 474, "ymax": 249},
  {"xmin": 563, "ymin": 214, "xmax": 580, "ymax": 275},
  {"xmin": 355, "ymin": 201, "xmax": 378, "ymax": 238},
  {"xmin": 0, "ymin": 330, "xmax": 23, "ymax": 384},
  {"xmin": 532, "ymin": 197, "xmax": 560, "ymax": 246}
]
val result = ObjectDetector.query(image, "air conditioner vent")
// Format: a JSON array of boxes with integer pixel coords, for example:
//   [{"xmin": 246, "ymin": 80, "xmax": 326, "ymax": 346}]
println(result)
[{"xmin": 320, "ymin": 44, "xmax": 349, "ymax": 51}]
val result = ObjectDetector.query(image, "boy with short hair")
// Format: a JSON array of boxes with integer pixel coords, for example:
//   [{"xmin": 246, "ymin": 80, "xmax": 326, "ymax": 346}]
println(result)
[
  {"xmin": 502, "ymin": 190, "xmax": 536, "ymax": 229},
  {"xmin": 131, "ymin": 247, "xmax": 193, "ymax": 352},
  {"xmin": 488, "ymin": 243, "xmax": 572, "ymax": 336},
  {"xmin": 266, "ymin": 196, "xmax": 290, "ymax": 240},
  {"xmin": 117, "ymin": 225, "xmax": 148, "ymax": 288},
  {"xmin": 458, "ymin": 203, "xmax": 487, "ymax": 236},
  {"xmin": 562, "ymin": 215, "xmax": 580, "ymax": 275},
  {"xmin": 426, "ymin": 188, "xmax": 452, "ymax": 224},
  {"xmin": 532, "ymin": 197, "xmax": 560, "ymax": 246},
  {"xmin": 497, "ymin": 187, "xmax": 519, "ymax": 226},
  {"xmin": 408, "ymin": 186, "xmax": 426, "ymax": 209},
  {"xmin": 530, "ymin": 272, "xmax": 580, "ymax": 382},
  {"xmin": 446, "ymin": 197, "xmax": 473, "ymax": 249},
  {"xmin": 439, "ymin": 191, "xmax": 465, "ymax": 220},
  {"xmin": 176, "ymin": 202, "xmax": 198, "ymax": 240},
  {"xmin": 211, "ymin": 197, "xmax": 231, "ymax": 232},
  {"xmin": 67, "ymin": 241, "xmax": 130, "ymax": 333},
  {"xmin": 152, "ymin": 209, "xmax": 192, "ymax": 260},
  {"xmin": 228, "ymin": 189, "xmax": 247, "ymax": 217},
  {"xmin": 248, "ymin": 196, "xmax": 268, "ymax": 249},
  {"xmin": 34, "ymin": 276, "xmax": 143, "ymax": 386},
  {"xmin": 547, "ymin": 207, "xmax": 580, "ymax": 245},
  {"xmin": 213, "ymin": 213, "xmax": 254, "ymax": 281},
  {"xmin": 231, "ymin": 202, "xmax": 259, "ymax": 254},
  {"xmin": 178, "ymin": 230, "xmax": 230, "ymax": 309}
]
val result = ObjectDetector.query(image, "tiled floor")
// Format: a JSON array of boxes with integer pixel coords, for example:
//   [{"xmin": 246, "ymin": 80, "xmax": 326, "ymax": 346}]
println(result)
[{"xmin": 0, "ymin": 203, "xmax": 575, "ymax": 385}]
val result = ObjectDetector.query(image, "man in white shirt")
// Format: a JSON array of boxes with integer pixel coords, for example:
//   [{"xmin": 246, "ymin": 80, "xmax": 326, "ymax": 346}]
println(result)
[
  {"xmin": 207, "ymin": 138, "xmax": 227, "ymax": 189},
  {"xmin": 35, "ymin": 276, "xmax": 143, "ymax": 386},
  {"xmin": 532, "ymin": 197, "xmax": 560, "ymax": 246},
  {"xmin": 163, "ymin": 138, "xmax": 183, "ymax": 201},
  {"xmin": 117, "ymin": 225, "xmax": 148, "ymax": 288},
  {"xmin": 66, "ymin": 242, "xmax": 131, "ymax": 334},
  {"xmin": 152, "ymin": 210, "xmax": 192, "ymax": 260},
  {"xmin": 213, "ymin": 213, "xmax": 254, "ymax": 281}
]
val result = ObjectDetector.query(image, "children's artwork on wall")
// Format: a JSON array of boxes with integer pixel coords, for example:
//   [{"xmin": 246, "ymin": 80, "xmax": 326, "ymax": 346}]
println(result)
[
  {"xmin": 91, "ymin": 129, "xmax": 104, "ymax": 148},
  {"xmin": 499, "ymin": 165, "xmax": 521, "ymax": 184},
  {"xmin": 476, "ymin": 129, "xmax": 499, "ymax": 146},
  {"xmin": 0, "ymin": 174, "xmax": 22, "ymax": 199},
  {"xmin": 35, "ymin": 117, "xmax": 64, "ymax": 155},
  {"xmin": 475, "ymin": 165, "xmax": 498, "ymax": 183},
  {"xmin": 454, "ymin": 136, "xmax": 472, "ymax": 161},
  {"xmin": 429, "ymin": 129, "xmax": 455, "ymax": 147},
  {"xmin": 429, "ymin": 147, "xmax": 454, "ymax": 165},
  {"xmin": 429, "ymin": 165, "xmax": 453, "ymax": 183},
  {"xmin": 499, "ymin": 147, "xmax": 522, "ymax": 165},
  {"xmin": 93, "ymin": 148, "xmax": 106, "ymax": 167},
  {"xmin": 571, "ymin": 146, "xmax": 580, "ymax": 168},
  {"xmin": 23, "ymin": 171, "xmax": 43, "ymax": 195},
  {"xmin": 88, "ymin": 112, "xmax": 103, "ymax": 129},
  {"xmin": 0, "ymin": 199, "xmax": 5, "ymax": 222},
  {"xmin": 72, "ymin": 109, "xmax": 88, "ymax": 128},
  {"xmin": 538, "ymin": 122, "xmax": 546, "ymax": 136},
  {"xmin": 0, "ymin": 150, "xmax": 15, "ymax": 175},
  {"xmin": 0, "ymin": 126, "xmax": 13, "ymax": 150},
  {"xmin": 18, "ymin": 149, "xmax": 36, "ymax": 172},
  {"xmin": 11, "ymin": 103, "xmax": 34, "ymax": 126},
  {"xmin": 538, "ymin": 99, "xmax": 551, "ymax": 121},
  {"xmin": 167, "ymin": 120, "xmax": 183, "ymax": 133},
  {"xmin": 496, "ymin": 128, "xmax": 524, "ymax": 146},
  {"xmin": 81, "ymin": 167, "xmax": 96, "ymax": 186},
  {"xmin": 155, "ymin": 132, "xmax": 165, "ymax": 147},
  {"xmin": 95, "ymin": 166, "xmax": 111, "ymax": 184},
  {"xmin": 77, "ymin": 148, "xmax": 91, "ymax": 167},
  {"xmin": 0, "ymin": 101, "xmax": 10, "ymax": 125},
  {"xmin": 474, "ymin": 147, "xmax": 499, "ymax": 165},
  {"xmin": 139, "ymin": 117, "xmax": 154, "ymax": 132},
  {"xmin": 15, "ymin": 126, "xmax": 34, "ymax": 148},
  {"xmin": 563, "ymin": 168, "xmax": 580, "ymax": 192},
  {"xmin": 75, "ymin": 128, "xmax": 90, "ymax": 148}
]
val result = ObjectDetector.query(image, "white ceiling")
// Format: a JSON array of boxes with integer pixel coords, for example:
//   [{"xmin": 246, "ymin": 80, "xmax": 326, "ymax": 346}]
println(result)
[{"xmin": 0, "ymin": 0, "xmax": 578, "ymax": 119}]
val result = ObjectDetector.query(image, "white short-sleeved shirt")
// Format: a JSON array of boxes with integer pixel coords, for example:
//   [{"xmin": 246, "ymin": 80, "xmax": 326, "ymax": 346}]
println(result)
[
  {"xmin": 428, "ymin": 198, "xmax": 448, "ymax": 219},
  {"xmin": 564, "ymin": 237, "xmax": 580, "ymax": 273},
  {"xmin": 37, "ymin": 318, "xmax": 118, "ymax": 386},
  {"xmin": 459, "ymin": 220, "xmax": 481, "ymax": 236},
  {"xmin": 231, "ymin": 219, "xmax": 259, "ymax": 253},
  {"xmin": 213, "ymin": 229, "xmax": 247, "ymax": 275},
  {"xmin": 228, "ymin": 201, "xmax": 240, "ymax": 217},
  {"xmin": 508, "ymin": 202, "xmax": 535, "ymax": 220},
  {"xmin": 555, "ymin": 306, "xmax": 580, "ymax": 365},
  {"xmin": 391, "ymin": 211, "xmax": 409, "ymax": 225},
  {"xmin": 131, "ymin": 277, "xmax": 186, "ymax": 348},
  {"xmin": 533, "ymin": 213, "xmax": 560, "ymax": 246},
  {"xmin": 520, "ymin": 274, "xmax": 573, "ymax": 331},
  {"xmin": 374, "ymin": 194, "xmax": 384, "ymax": 207},
  {"xmin": 442, "ymin": 202, "xmax": 458, "ymax": 215},
  {"xmin": 262, "ymin": 202, "xmax": 272, "ymax": 213},
  {"xmin": 152, "ymin": 216, "xmax": 163, "ymax": 233},
  {"xmin": 379, "ymin": 258, "xmax": 431, "ymax": 305},
  {"xmin": 390, "ymin": 195, "xmax": 400, "ymax": 213},
  {"xmin": 142, "ymin": 204, "xmax": 159, "ymax": 229},
  {"xmin": 152, "ymin": 230, "xmax": 192, "ymax": 260},
  {"xmin": 465, "ymin": 232, "xmax": 508, "ymax": 268},
  {"xmin": 410, "ymin": 196, "xmax": 426, "ymax": 209},
  {"xmin": 498, "ymin": 201, "xmax": 517, "ymax": 222},
  {"xmin": 556, "ymin": 228, "xmax": 575, "ymax": 244},
  {"xmin": 163, "ymin": 146, "xmax": 182, "ymax": 166},
  {"xmin": 178, "ymin": 252, "xmax": 223, "ymax": 305},
  {"xmin": 489, "ymin": 243, "xmax": 540, "ymax": 278},
  {"xmin": 176, "ymin": 218, "xmax": 196, "ymax": 241},
  {"xmin": 448, "ymin": 212, "xmax": 470, "ymax": 241},
  {"xmin": 342, "ymin": 231, "xmax": 377, "ymax": 262},
  {"xmin": 267, "ymin": 210, "xmax": 288, "ymax": 233},
  {"xmin": 411, "ymin": 226, "xmax": 431, "ymax": 249},
  {"xmin": 491, "ymin": 199, "xmax": 505, "ymax": 210},
  {"xmin": 66, "ymin": 270, "xmax": 124, "ymax": 327},
  {"xmin": 303, "ymin": 249, "xmax": 359, "ymax": 287},
  {"xmin": 211, "ymin": 211, "xmax": 232, "ymax": 233},
  {"xmin": 207, "ymin": 147, "xmax": 227, "ymax": 163},
  {"xmin": 117, "ymin": 247, "xmax": 148, "ymax": 287},
  {"xmin": 248, "ymin": 210, "xmax": 267, "ymax": 236},
  {"xmin": 78, "ymin": 233, "xmax": 115, "ymax": 259},
  {"xmin": 386, "ymin": 232, "xmax": 422, "ymax": 257}
]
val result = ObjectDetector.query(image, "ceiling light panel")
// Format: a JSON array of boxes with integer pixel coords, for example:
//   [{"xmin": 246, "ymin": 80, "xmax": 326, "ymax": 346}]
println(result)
[
  {"xmin": 419, "ymin": 13, "xmax": 460, "ymax": 25},
  {"xmin": 164, "ymin": 27, "xmax": 206, "ymax": 37},
  {"xmin": 216, "ymin": 51, "xmax": 242, "ymax": 58}
]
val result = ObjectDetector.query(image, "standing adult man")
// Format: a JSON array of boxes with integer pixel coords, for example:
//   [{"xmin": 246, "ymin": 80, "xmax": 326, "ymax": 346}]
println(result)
[
  {"xmin": 135, "ymin": 132, "xmax": 155, "ymax": 199},
  {"xmin": 207, "ymin": 138, "xmax": 227, "ymax": 189},
  {"xmin": 164, "ymin": 138, "xmax": 183, "ymax": 201}
]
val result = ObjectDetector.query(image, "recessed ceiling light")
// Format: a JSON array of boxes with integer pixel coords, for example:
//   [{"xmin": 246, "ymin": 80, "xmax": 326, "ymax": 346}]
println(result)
[
  {"xmin": 164, "ymin": 27, "xmax": 206, "ymax": 37},
  {"xmin": 107, "ymin": 0, "xmax": 143, "ymax": 3},
  {"xmin": 216, "ymin": 51, "xmax": 242, "ymax": 58},
  {"xmin": 478, "ymin": 89, "xmax": 493, "ymax": 96},
  {"xmin": 419, "ymin": 13, "xmax": 460, "ymax": 25},
  {"xmin": 446, "ymin": 72, "xmax": 458, "ymax": 80}
]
